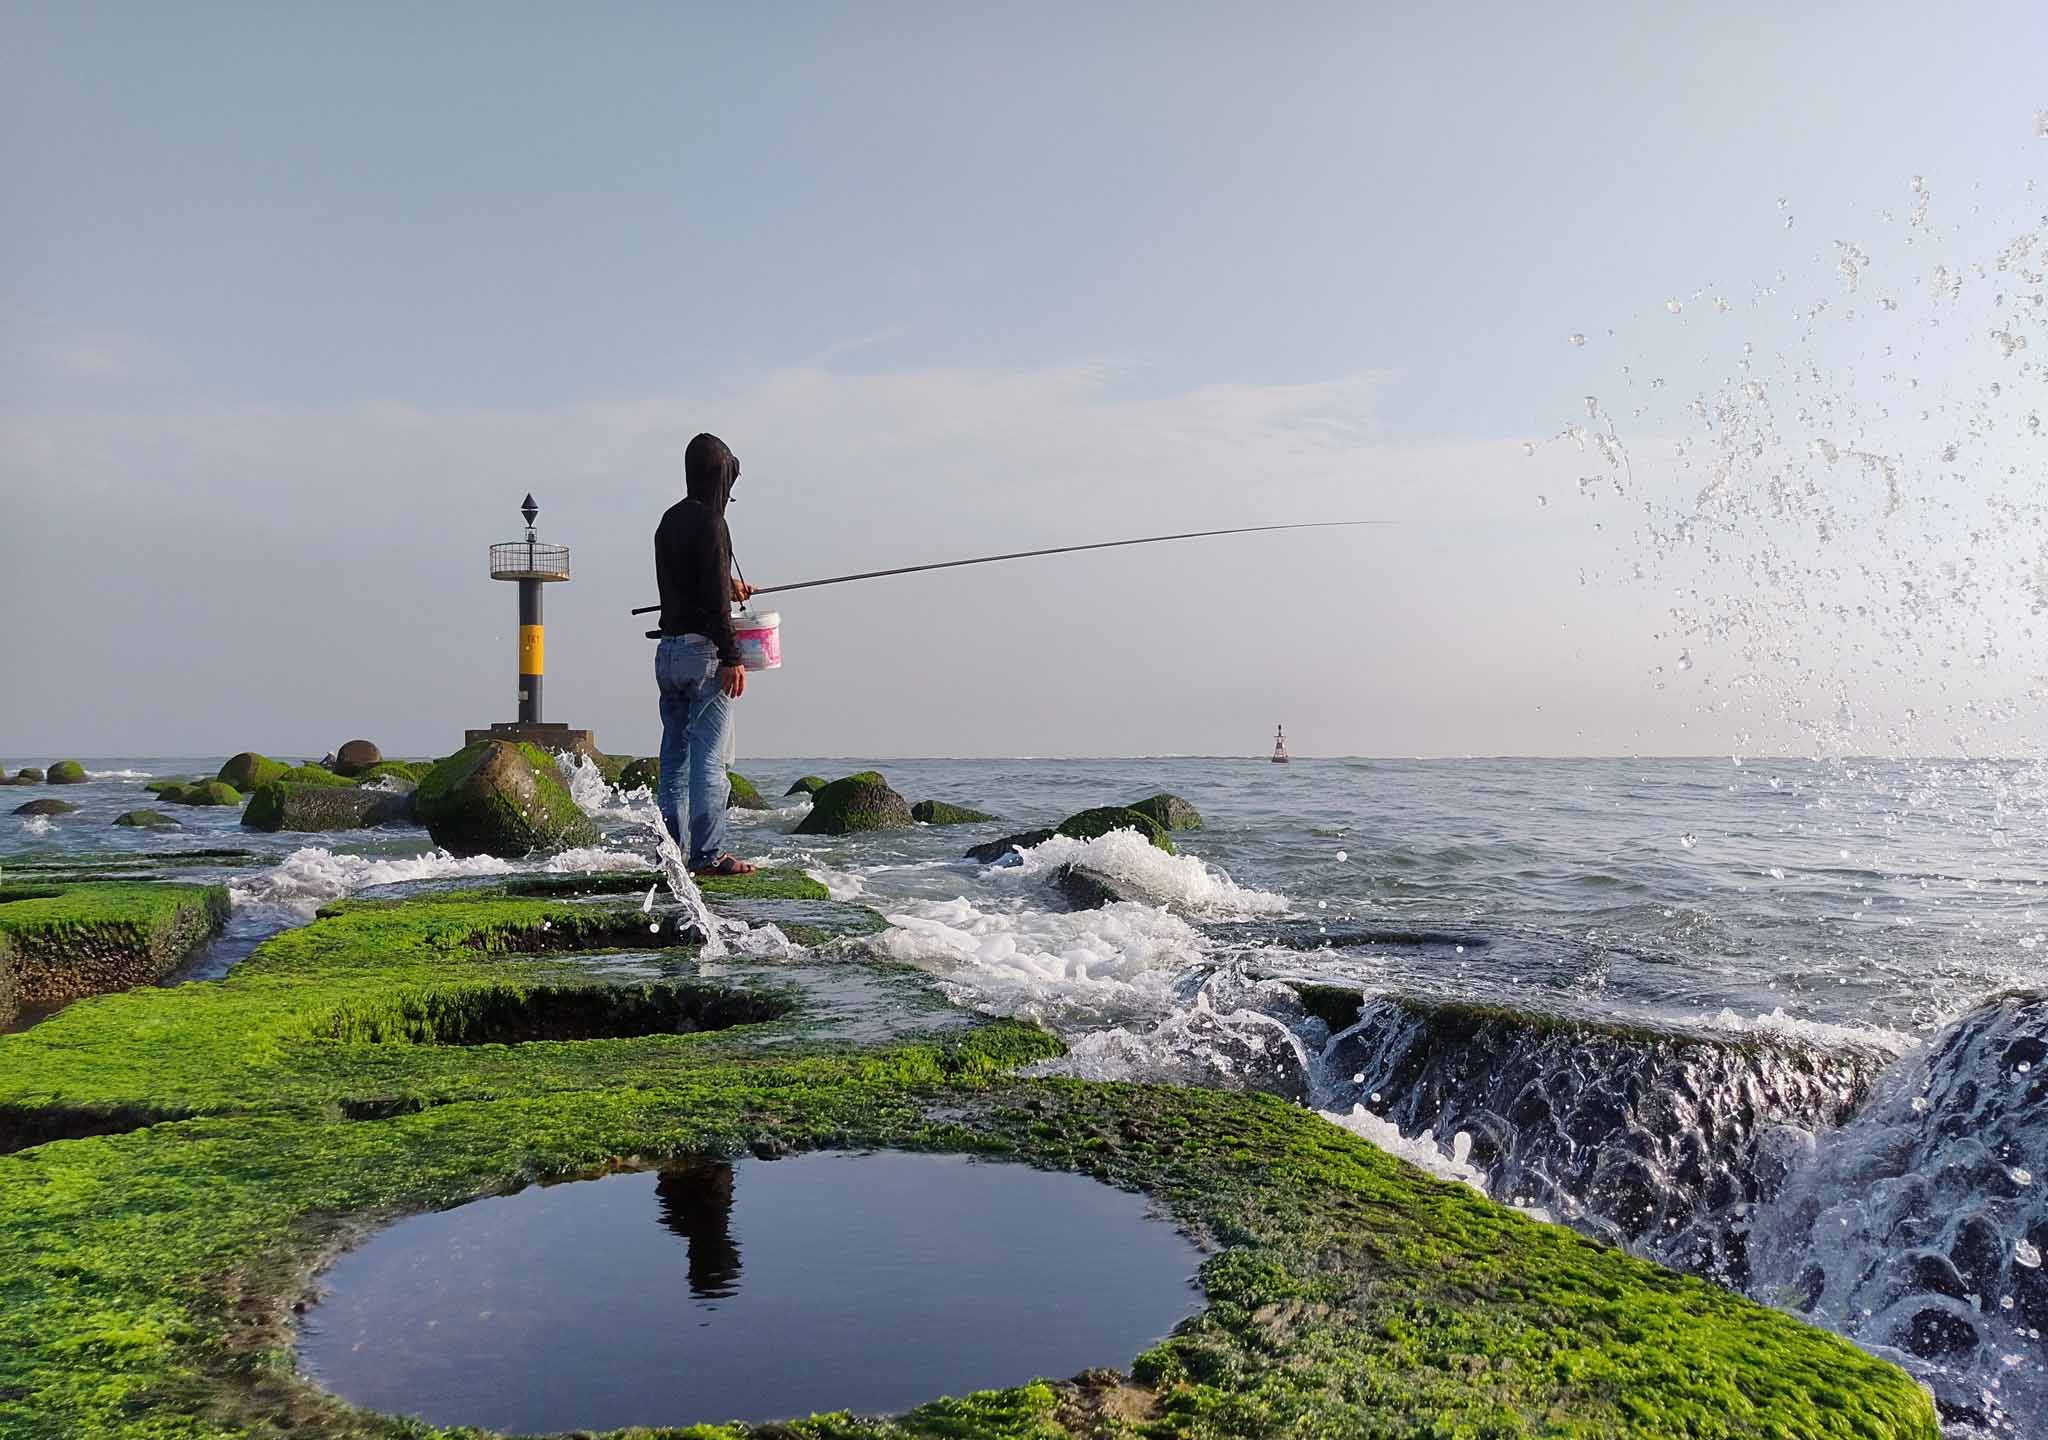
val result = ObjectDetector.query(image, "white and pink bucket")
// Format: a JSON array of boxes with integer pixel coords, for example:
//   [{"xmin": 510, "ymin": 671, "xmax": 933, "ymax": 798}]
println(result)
[{"xmin": 734, "ymin": 610, "xmax": 782, "ymax": 671}]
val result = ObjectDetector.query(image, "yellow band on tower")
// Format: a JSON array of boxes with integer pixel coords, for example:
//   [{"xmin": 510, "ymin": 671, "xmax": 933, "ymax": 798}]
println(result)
[{"xmin": 519, "ymin": 624, "xmax": 544, "ymax": 674}]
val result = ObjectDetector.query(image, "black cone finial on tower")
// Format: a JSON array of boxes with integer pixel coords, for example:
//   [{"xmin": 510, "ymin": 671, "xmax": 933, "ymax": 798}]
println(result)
[{"xmin": 520, "ymin": 493, "xmax": 539, "ymax": 528}]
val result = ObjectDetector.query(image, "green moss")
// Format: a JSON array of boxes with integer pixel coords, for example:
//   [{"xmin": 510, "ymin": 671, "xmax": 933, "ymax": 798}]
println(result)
[
  {"xmin": 352, "ymin": 760, "xmax": 428, "ymax": 786},
  {"xmin": 618, "ymin": 756, "xmax": 660, "ymax": 791},
  {"xmin": 43, "ymin": 760, "xmax": 86, "ymax": 785},
  {"xmin": 1056, "ymin": 806, "xmax": 1176, "ymax": 854},
  {"xmin": 413, "ymin": 741, "xmax": 600, "ymax": 858},
  {"xmin": 1126, "ymin": 793, "xmax": 1203, "ymax": 831},
  {"xmin": 278, "ymin": 764, "xmax": 353, "ymax": 787},
  {"xmin": 501, "ymin": 867, "xmax": 830, "ymax": 903},
  {"xmin": 912, "ymin": 800, "xmax": 998, "ymax": 825},
  {"xmin": 788, "ymin": 775, "xmax": 829, "ymax": 796},
  {"xmin": 0, "ymin": 881, "xmax": 228, "ymax": 1023},
  {"xmin": 217, "ymin": 752, "xmax": 290, "ymax": 791},
  {"xmin": 141, "ymin": 777, "xmax": 190, "ymax": 795},
  {"xmin": 111, "ymin": 810, "xmax": 180, "ymax": 829},
  {"xmin": 728, "ymin": 770, "xmax": 773, "ymax": 810},
  {"xmin": 14, "ymin": 767, "xmax": 44, "ymax": 784},
  {"xmin": 165, "ymin": 780, "xmax": 243, "ymax": 807},
  {"xmin": 0, "ymin": 881, "xmax": 1935, "ymax": 1438},
  {"xmin": 796, "ymin": 771, "xmax": 915, "ymax": 836}
]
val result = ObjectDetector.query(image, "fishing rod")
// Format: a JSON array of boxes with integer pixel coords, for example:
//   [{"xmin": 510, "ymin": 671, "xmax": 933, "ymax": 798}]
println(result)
[{"xmin": 627, "ymin": 520, "xmax": 1386, "ymax": 616}]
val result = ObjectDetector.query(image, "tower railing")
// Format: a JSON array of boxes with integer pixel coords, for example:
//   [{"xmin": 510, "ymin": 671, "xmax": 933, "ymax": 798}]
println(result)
[{"xmin": 489, "ymin": 542, "xmax": 570, "ymax": 581}]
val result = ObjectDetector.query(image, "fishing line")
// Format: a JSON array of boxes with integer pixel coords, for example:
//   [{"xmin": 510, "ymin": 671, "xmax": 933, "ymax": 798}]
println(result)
[{"xmin": 629, "ymin": 520, "xmax": 1387, "ymax": 616}]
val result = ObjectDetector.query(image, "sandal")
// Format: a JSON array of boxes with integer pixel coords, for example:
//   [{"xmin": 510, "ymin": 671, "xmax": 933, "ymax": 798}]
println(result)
[{"xmin": 690, "ymin": 854, "xmax": 757, "ymax": 877}]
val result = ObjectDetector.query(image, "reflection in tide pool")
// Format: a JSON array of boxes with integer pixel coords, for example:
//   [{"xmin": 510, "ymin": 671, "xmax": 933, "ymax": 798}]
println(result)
[{"xmin": 298, "ymin": 1150, "xmax": 1203, "ymax": 1432}]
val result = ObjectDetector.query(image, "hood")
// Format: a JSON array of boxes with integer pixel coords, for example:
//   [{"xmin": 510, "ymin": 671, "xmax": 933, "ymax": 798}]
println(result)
[{"xmin": 684, "ymin": 432, "xmax": 737, "ymax": 515}]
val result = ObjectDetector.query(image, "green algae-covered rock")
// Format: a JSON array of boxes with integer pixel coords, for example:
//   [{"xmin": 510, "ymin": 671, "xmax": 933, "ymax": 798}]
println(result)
[
  {"xmin": 45, "ymin": 761, "xmax": 86, "ymax": 785},
  {"xmin": 216, "ymin": 753, "xmax": 288, "ymax": 792},
  {"xmin": 165, "ymin": 781, "xmax": 242, "ymax": 808},
  {"xmin": 0, "ymin": 879, "xmax": 228, "ymax": 1024},
  {"xmin": 618, "ymin": 757, "xmax": 660, "ymax": 792},
  {"xmin": 786, "ymin": 775, "xmax": 828, "ymax": 796},
  {"xmin": 413, "ymin": 740, "xmax": 600, "ymax": 858},
  {"xmin": 277, "ymin": 764, "xmax": 352, "ymax": 788},
  {"xmin": 14, "ymin": 798, "xmax": 79, "ymax": 817},
  {"xmin": 353, "ymin": 760, "xmax": 428, "ymax": 787},
  {"xmin": 112, "ymin": 809, "xmax": 180, "ymax": 829},
  {"xmin": 331, "ymin": 739, "xmax": 381, "ymax": 777},
  {"xmin": 142, "ymin": 777, "xmax": 191, "ymax": 795},
  {"xmin": 911, "ymin": 799, "xmax": 998, "ymax": 825},
  {"xmin": 244, "ymin": 781, "xmax": 413, "ymax": 833},
  {"xmin": 794, "ymin": 771, "xmax": 914, "ymax": 836},
  {"xmin": 727, "ymin": 771, "xmax": 773, "ymax": 811},
  {"xmin": 1127, "ymin": 792, "xmax": 1203, "ymax": 831},
  {"xmin": 15, "ymin": 767, "xmax": 45, "ymax": 784},
  {"xmin": 1057, "ymin": 805, "xmax": 1176, "ymax": 853}
]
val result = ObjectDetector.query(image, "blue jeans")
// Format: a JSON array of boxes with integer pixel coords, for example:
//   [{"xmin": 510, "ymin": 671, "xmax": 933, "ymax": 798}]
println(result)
[{"xmin": 655, "ymin": 636, "xmax": 732, "ymax": 868}]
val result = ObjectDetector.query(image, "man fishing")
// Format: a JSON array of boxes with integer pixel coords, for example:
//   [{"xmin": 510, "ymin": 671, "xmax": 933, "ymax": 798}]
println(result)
[{"xmin": 652, "ymin": 432, "xmax": 756, "ymax": 877}]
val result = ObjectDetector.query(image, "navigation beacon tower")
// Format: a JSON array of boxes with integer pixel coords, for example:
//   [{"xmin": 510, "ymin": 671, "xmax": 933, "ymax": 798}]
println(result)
[{"xmin": 466, "ymin": 495, "xmax": 597, "ymax": 758}]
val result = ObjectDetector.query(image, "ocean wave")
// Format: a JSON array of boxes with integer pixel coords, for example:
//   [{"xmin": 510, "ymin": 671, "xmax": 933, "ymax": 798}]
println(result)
[
  {"xmin": 1319, "ymin": 1103, "xmax": 1497, "ymax": 1196},
  {"xmin": 18, "ymin": 816, "xmax": 52, "ymax": 836},
  {"xmin": 1000, "ymin": 831, "xmax": 1291, "ymax": 918},
  {"xmin": 84, "ymin": 768, "xmax": 152, "ymax": 780}
]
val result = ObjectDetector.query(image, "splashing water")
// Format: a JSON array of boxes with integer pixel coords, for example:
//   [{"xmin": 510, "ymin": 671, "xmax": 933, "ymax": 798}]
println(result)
[{"xmin": 555, "ymin": 755, "xmax": 727, "ymax": 955}]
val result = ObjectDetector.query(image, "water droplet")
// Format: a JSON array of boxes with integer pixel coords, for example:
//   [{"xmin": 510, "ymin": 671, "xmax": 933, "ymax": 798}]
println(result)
[
  {"xmin": 1680, "ymin": 833, "xmax": 1698, "ymax": 850},
  {"xmin": 1912, "ymin": 1095, "xmax": 1932, "ymax": 1113},
  {"xmin": 1667, "ymin": 298, "xmax": 1684, "ymax": 315},
  {"xmin": 1676, "ymin": 649, "xmax": 1694, "ymax": 671},
  {"xmin": 1536, "ymin": 494, "xmax": 1549, "ymax": 508},
  {"xmin": 1351, "ymin": 1072, "xmax": 1364, "ymax": 1084},
  {"xmin": 1334, "ymin": 849, "xmax": 1348, "ymax": 862},
  {"xmin": 1910, "ymin": 174, "xmax": 1925, "ymax": 193},
  {"xmin": 2016, "ymin": 1238, "xmax": 2042, "ymax": 1269},
  {"xmin": 1568, "ymin": 332, "xmax": 1586, "ymax": 347},
  {"xmin": 2012, "ymin": 1167, "xmax": 2033, "ymax": 1186},
  {"xmin": 1584, "ymin": 395, "xmax": 1600, "ymax": 417},
  {"xmin": 1522, "ymin": 441, "xmax": 1535, "ymax": 457}
]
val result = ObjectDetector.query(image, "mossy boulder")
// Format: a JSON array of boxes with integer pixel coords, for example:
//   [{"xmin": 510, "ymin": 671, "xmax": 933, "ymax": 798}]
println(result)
[
  {"xmin": 1057, "ymin": 805, "xmax": 1176, "ymax": 853},
  {"xmin": 215, "ymin": 753, "xmax": 288, "ymax": 792},
  {"xmin": 142, "ymin": 777, "xmax": 191, "ymax": 795},
  {"xmin": 14, "ymin": 798, "xmax": 79, "ymax": 817},
  {"xmin": 331, "ymin": 739, "xmax": 381, "ymax": 777},
  {"xmin": 15, "ymin": 767, "xmax": 44, "ymax": 784},
  {"xmin": 112, "ymin": 809, "xmax": 180, "ymax": 829},
  {"xmin": 164, "ymin": 781, "xmax": 242, "ymax": 808},
  {"xmin": 618, "ymin": 757, "xmax": 660, "ymax": 792},
  {"xmin": 794, "ymin": 771, "xmax": 914, "ymax": 836},
  {"xmin": 1127, "ymin": 792, "xmax": 1203, "ymax": 831},
  {"xmin": 786, "ymin": 775, "xmax": 828, "ymax": 796},
  {"xmin": 727, "ymin": 771, "xmax": 773, "ymax": 811},
  {"xmin": 911, "ymin": 799, "xmax": 997, "ymax": 825},
  {"xmin": 965, "ymin": 828, "xmax": 1057, "ymax": 863},
  {"xmin": 413, "ymin": 740, "xmax": 601, "ymax": 858},
  {"xmin": 44, "ymin": 761, "xmax": 86, "ymax": 785},
  {"xmin": 244, "ymin": 781, "xmax": 413, "ymax": 833},
  {"xmin": 277, "ymin": 764, "xmax": 352, "ymax": 788}
]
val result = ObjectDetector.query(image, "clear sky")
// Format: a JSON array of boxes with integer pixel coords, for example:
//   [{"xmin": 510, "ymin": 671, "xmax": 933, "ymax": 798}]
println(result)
[{"xmin": 5, "ymin": 3, "xmax": 2046, "ymax": 759}]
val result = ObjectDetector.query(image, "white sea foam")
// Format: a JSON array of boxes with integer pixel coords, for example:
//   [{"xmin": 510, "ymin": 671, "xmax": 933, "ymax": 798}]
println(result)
[
  {"xmin": 999, "ymin": 831, "xmax": 1291, "ymax": 918},
  {"xmin": 19, "ymin": 816, "xmax": 52, "ymax": 836},
  {"xmin": 1697, "ymin": 1005, "xmax": 1918, "ymax": 1057},
  {"xmin": 554, "ymin": 754, "xmax": 730, "ymax": 956},
  {"xmin": 807, "ymin": 865, "xmax": 867, "ymax": 901},
  {"xmin": 84, "ymin": 768, "xmax": 151, "ymax": 780},
  {"xmin": 228, "ymin": 844, "xmax": 650, "ymax": 918},
  {"xmin": 875, "ymin": 895, "xmax": 1206, "ymax": 1022}
]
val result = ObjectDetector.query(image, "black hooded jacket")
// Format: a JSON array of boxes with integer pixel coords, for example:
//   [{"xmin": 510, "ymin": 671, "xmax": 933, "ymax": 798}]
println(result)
[{"xmin": 654, "ymin": 434, "xmax": 741, "ymax": 665}]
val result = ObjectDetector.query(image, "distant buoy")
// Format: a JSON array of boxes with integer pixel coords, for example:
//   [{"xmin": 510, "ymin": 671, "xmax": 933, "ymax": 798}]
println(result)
[{"xmin": 1271, "ymin": 725, "xmax": 1291, "ymax": 765}]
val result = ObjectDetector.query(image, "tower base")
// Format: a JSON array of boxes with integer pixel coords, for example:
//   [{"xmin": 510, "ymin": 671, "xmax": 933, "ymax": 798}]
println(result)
[{"xmin": 465, "ymin": 722, "xmax": 600, "ymax": 764}]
